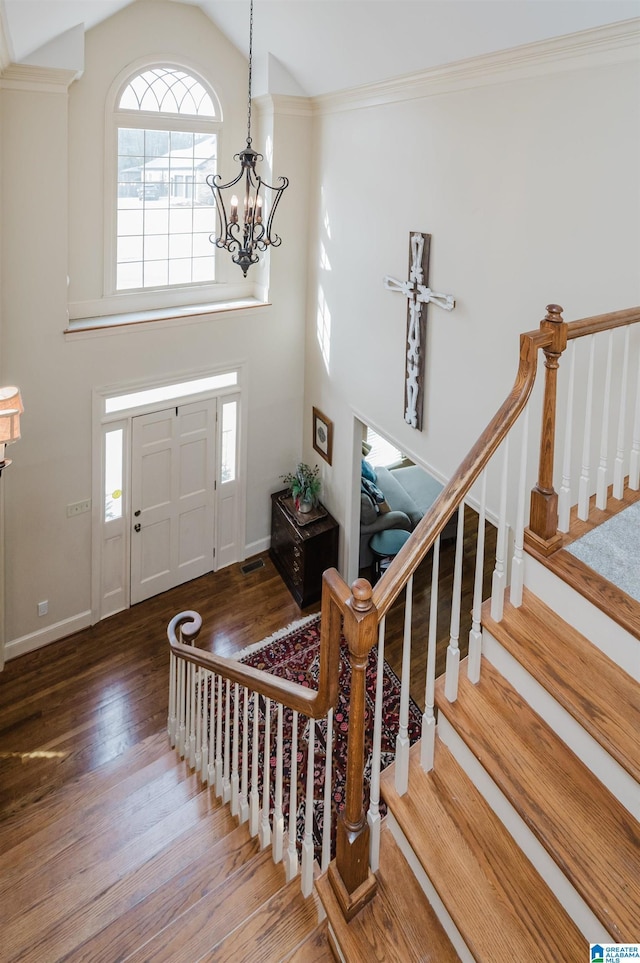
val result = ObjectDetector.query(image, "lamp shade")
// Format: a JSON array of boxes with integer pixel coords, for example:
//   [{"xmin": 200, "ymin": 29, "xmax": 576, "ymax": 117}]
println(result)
[
  {"xmin": 0, "ymin": 408, "xmax": 20, "ymax": 444},
  {"xmin": 0, "ymin": 386, "xmax": 24, "ymax": 415}
]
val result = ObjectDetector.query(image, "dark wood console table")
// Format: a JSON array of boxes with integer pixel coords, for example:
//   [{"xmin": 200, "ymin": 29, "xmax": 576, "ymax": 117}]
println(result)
[{"xmin": 269, "ymin": 490, "xmax": 339, "ymax": 607}]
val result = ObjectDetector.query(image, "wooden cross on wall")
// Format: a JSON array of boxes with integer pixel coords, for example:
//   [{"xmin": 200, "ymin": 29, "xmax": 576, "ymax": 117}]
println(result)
[{"xmin": 384, "ymin": 232, "xmax": 455, "ymax": 430}]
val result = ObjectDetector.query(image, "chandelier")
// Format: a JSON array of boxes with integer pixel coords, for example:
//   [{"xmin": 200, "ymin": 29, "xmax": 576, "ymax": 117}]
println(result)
[{"xmin": 207, "ymin": 0, "xmax": 289, "ymax": 277}]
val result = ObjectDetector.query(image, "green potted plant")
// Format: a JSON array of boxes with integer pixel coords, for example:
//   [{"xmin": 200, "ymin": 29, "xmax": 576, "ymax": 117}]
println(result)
[{"xmin": 282, "ymin": 462, "xmax": 321, "ymax": 513}]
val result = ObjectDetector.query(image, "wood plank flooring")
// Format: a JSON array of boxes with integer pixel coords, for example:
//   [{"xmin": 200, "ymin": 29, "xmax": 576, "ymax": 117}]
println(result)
[
  {"xmin": 0, "ymin": 555, "xmax": 312, "ymax": 822},
  {"xmin": 0, "ymin": 504, "xmax": 495, "ymax": 821}
]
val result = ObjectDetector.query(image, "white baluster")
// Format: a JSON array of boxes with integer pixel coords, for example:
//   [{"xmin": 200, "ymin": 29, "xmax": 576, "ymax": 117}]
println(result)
[
  {"xmin": 630, "ymin": 347, "xmax": 640, "ymax": 490},
  {"xmin": 490, "ymin": 438, "xmax": 509, "ymax": 622},
  {"xmin": 249, "ymin": 691, "xmax": 260, "ymax": 837},
  {"xmin": 207, "ymin": 671, "xmax": 217, "ymax": 786},
  {"xmin": 445, "ymin": 504, "xmax": 465, "ymax": 702},
  {"xmin": 367, "ymin": 617, "xmax": 386, "ymax": 871},
  {"xmin": 200, "ymin": 669, "xmax": 209, "ymax": 782},
  {"xmin": 578, "ymin": 335, "xmax": 595, "ymax": 519},
  {"xmin": 239, "ymin": 687, "xmax": 249, "ymax": 823},
  {"xmin": 596, "ymin": 330, "xmax": 613, "ymax": 509},
  {"xmin": 215, "ymin": 675, "xmax": 223, "ymax": 797},
  {"xmin": 259, "ymin": 697, "xmax": 271, "ymax": 849},
  {"xmin": 421, "ymin": 535, "xmax": 440, "ymax": 771},
  {"xmin": 468, "ymin": 472, "xmax": 487, "ymax": 683},
  {"xmin": 394, "ymin": 575, "xmax": 413, "ymax": 795},
  {"xmin": 510, "ymin": 408, "xmax": 529, "ymax": 609},
  {"xmin": 272, "ymin": 703, "xmax": 284, "ymax": 863},
  {"xmin": 188, "ymin": 662, "xmax": 197, "ymax": 768},
  {"xmin": 231, "ymin": 682, "xmax": 239, "ymax": 816},
  {"xmin": 223, "ymin": 679, "xmax": 231, "ymax": 803},
  {"xmin": 614, "ymin": 326, "xmax": 631, "ymax": 499},
  {"xmin": 194, "ymin": 667, "xmax": 202, "ymax": 773},
  {"xmin": 301, "ymin": 718, "xmax": 315, "ymax": 898},
  {"xmin": 168, "ymin": 651, "xmax": 177, "ymax": 746},
  {"xmin": 177, "ymin": 658, "xmax": 186, "ymax": 758},
  {"xmin": 284, "ymin": 709, "xmax": 299, "ymax": 881},
  {"xmin": 558, "ymin": 341, "xmax": 576, "ymax": 532},
  {"xmin": 321, "ymin": 708, "xmax": 334, "ymax": 874}
]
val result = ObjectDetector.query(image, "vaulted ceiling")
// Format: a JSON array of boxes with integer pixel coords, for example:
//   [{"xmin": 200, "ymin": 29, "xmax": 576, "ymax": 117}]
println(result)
[{"xmin": 2, "ymin": 0, "xmax": 638, "ymax": 96}]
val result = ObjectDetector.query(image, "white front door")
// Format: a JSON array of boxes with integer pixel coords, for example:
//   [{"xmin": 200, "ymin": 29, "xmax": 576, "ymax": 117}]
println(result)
[{"xmin": 130, "ymin": 400, "xmax": 216, "ymax": 604}]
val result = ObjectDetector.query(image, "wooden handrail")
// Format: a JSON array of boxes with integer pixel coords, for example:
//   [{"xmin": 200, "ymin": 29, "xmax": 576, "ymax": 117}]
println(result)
[
  {"xmin": 373, "ymin": 323, "xmax": 550, "ymax": 619},
  {"xmin": 168, "ymin": 565, "xmax": 351, "ymax": 719},
  {"xmin": 566, "ymin": 306, "xmax": 640, "ymax": 340}
]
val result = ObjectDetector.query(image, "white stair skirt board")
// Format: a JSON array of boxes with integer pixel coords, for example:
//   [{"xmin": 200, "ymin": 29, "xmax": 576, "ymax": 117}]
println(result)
[
  {"xmin": 524, "ymin": 553, "xmax": 638, "ymax": 680},
  {"xmin": 482, "ymin": 631, "xmax": 638, "ymax": 817},
  {"xmin": 385, "ymin": 812, "xmax": 474, "ymax": 963},
  {"xmin": 436, "ymin": 715, "xmax": 612, "ymax": 943}
]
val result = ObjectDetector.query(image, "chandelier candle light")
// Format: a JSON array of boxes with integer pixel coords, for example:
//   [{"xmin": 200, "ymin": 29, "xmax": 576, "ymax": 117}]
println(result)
[{"xmin": 207, "ymin": 0, "xmax": 289, "ymax": 277}]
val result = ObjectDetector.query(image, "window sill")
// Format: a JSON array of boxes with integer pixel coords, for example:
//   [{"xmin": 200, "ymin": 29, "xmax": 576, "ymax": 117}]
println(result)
[{"xmin": 64, "ymin": 298, "xmax": 269, "ymax": 338}]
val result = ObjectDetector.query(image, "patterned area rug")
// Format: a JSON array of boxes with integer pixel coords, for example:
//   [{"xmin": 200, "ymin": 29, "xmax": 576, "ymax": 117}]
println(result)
[
  {"xmin": 566, "ymin": 501, "xmax": 640, "ymax": 602},
  {"xmin": 236, "ymin": 613, "xmax": 422, "ymax": 859}
]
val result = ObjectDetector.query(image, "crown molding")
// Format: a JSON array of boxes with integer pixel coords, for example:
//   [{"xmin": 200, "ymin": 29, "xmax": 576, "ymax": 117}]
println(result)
[
  {"xmin": 254, "ymin": 93, "xmax": 314, "ymax": 118},
  {"xmin": 0, "ymin": 63, "xmax": 79, "ymax": 93},
  {"xmin": 313, "ymin": 18, "xmax": 640, "ymax": 116}
]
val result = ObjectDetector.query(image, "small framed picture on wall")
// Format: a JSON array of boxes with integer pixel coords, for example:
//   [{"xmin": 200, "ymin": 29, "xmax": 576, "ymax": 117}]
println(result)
[{"xmin": 312, "ymin": 407, "xmax": 333, "ymax": 465}]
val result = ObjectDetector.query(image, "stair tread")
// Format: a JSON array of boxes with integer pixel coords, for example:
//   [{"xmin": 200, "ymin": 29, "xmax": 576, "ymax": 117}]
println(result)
[
  {"xmin": 121, "ymin": 846, "xmax": 288, "ymax": 963},
  {"xmin": 316, "ymin": 825, "xmax": 459, "ymax": 962},
  {"xmin": 0, "ymin": 729, "xmax": 170, "ymax": 853},
  {"xmin": 21, "ymin": 821, "xmax": 255, "ymax": 963},
  {"xmin": 282, "ymin": 920, "xmax": 334, "ymax": 962},
  {"xmin": 436, "ymin": 660, "xmax": 640, "ymax": 942},
  {"xmin": 381, "ymin": 740, "xmax": 587, "ymax": 961},
  {"xmin": 482, "ymin": 587, "xmax": 640, "ymax": 780},
  {"xmin": 199, "ymin": 877, "xmax": 321, "ymax": 963},
  {"xmin": 0, "ymin": 786, "xmax": 233, "ymax": 960}
]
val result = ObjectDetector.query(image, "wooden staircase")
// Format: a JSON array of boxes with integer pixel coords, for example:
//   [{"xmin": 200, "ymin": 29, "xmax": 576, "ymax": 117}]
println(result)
[
  {"xmin": 317, "ymin": 559, "xmax": 639, "ymax": 960},
  {"xmin": 0, "ymin": 729, "xmax": 331, "ymax": 962},
  {"xmin": 2, "ymin": 553, "xmax": 637, "ymax": 961}
]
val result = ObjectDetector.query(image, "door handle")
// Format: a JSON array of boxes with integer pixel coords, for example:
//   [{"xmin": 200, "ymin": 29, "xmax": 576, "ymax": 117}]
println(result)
[
  {"xmin": 134, "ymin": 510, "xmax": 141, "ymax": 517},
  {"xmin": 134, "ymin": 523, "xmax": 141, "ymax": 533}
]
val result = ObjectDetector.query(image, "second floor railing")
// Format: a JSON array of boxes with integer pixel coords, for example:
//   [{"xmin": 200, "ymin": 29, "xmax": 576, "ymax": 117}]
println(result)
[{"xmin": 168, "ymin": 302, "xmax": 640, "ymax": 920}]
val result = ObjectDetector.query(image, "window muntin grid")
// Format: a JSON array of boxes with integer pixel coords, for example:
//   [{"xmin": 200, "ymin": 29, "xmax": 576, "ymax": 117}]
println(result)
[
  {"xmin": 115, "ymin": 67, "xmax": 219, "ymax": 292},
  {"xmin": 118, "ymin": 67, "xmax": 216, "ymax": 117}
]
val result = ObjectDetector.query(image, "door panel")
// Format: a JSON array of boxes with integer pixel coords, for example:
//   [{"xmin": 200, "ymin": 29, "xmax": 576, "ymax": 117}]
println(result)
[{"xmin": 131, "ymin": 401, "xmax": 216, "ymax": 604}]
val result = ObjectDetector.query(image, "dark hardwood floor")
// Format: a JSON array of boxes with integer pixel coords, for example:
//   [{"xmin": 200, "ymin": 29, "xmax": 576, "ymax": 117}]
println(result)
[{"xmin": 0, "ymin": 507, "xmax": 495, "ymax": 822}]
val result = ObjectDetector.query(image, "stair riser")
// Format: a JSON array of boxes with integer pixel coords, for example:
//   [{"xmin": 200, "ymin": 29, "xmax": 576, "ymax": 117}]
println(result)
[
  {"xmin": 385, "ymin": 813, "xmax": 474, "ymax": 963},
  {"xmin": 482, "ymin": 631, "xmax": 638, "ymax": 816},
  {"xmin": 436, "ymin": 715, "xmax": 612, "ymax": 944},
  {"xmin": 524, "ymin": 555, "xmax": 638, "ymax": 678}
]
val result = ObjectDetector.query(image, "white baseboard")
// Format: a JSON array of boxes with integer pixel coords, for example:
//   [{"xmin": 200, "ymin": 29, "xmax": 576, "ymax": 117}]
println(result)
[
  {"xmin": 244, "ymin": 537, "xmax": 270, "ymax": 558},
  {"xmin": 5, "ymin": 611, "xmax": 92, "ymax": 661}
]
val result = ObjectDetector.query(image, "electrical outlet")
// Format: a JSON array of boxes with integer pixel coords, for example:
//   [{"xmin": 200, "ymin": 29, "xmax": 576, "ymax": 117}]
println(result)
[
  {"xmin": 38, "ymin": 600, "xmax": 48, "ymax": 616},
  {"xmin": 67, "ymin": 499, "xmax": 91, "ymax": 517}
]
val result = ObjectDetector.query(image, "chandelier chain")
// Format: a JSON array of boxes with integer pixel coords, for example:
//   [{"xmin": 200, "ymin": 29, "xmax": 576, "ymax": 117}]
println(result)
[{"xmin": 246, "ymin": 0, "xmax": 254, "ymax": 145}]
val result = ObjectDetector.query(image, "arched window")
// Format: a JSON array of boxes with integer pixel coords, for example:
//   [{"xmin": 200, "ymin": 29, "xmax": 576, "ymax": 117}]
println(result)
[{"xmin": 113, "ymin": 66, "xmax": 221, "ymax": 292}]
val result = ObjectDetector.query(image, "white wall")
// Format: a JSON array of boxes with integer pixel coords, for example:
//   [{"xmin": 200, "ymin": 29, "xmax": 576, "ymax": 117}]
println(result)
[
  {"xmin": 304, "ymin": 27, "xmax": 640, "ymax": 576},
  {"xmin": 0, "ymin": 1, "xmax": 311, "ymax": 652}
]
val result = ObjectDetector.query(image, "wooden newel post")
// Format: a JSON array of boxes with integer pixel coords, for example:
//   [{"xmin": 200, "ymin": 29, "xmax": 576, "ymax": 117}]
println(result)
[
  {"xmin": 525, "ymin": 303, "xmax": 567, "ymax": 556},
  {"xmin": 328, "ymin": 577, "xmax": 378, "ymax": 920}
]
